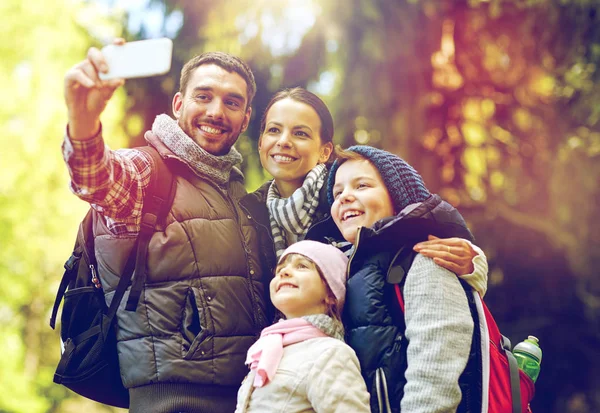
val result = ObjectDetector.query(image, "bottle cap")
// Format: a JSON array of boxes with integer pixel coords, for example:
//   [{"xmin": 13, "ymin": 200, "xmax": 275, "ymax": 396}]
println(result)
[{"xmin": 514, "ymin": 335, "xmax": 542, "ymax": 362}]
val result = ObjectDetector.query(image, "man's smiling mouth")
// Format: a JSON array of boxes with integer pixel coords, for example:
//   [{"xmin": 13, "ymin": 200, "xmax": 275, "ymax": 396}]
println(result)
[{"xmin": 197, "ymin": 123, "xmax": 227, "ymax": 135}]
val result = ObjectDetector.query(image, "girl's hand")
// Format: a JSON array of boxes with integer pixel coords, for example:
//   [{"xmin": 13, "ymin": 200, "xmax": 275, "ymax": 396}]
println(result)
[{"xmin": 413, "ymin": 235, "xmax": 477, "ymax": 276}]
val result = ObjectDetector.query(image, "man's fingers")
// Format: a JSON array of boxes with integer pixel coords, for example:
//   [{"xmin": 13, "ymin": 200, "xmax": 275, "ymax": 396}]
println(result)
[
  {"xmin": 100, "ymin": 78, "xmax": 125, "ymax": 98},
  {"xmin": 87, "ymin": 46, "xmax": 109, "ymax": 74},
  {"xmin": 113, "ymin": 37, "xmax": 126, "ymax": 45},
  {"xmin": 65, "ymin": 66, "xmax": 95, "ymax": 89},
  {"xmin": 103, "ymin": 78, "xmax": 125, "ymax": 90},
  {"xmin": 80, "ymin": 60, "xmax": 105, "ymax": 87}
]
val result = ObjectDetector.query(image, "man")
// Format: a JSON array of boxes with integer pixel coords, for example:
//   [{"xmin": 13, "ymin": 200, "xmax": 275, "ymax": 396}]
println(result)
[{"xmin": 63, "ymin": 41, "xmax": 269, "ymax": 412}]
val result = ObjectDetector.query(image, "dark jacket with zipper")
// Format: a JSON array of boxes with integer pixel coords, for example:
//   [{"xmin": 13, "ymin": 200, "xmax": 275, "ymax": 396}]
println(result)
[
  {"xmin": 332, "ymin": 194, "xmax": 482, "ymax": 413},
  {"xmin": 94, "ymin": 133, "xmax": 270, "ymax": 412}
]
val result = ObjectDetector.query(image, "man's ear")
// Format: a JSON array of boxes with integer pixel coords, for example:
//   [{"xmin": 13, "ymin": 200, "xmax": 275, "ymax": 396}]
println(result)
[
  {"xmin": 320, "ymin": 142, "xmax": 334, "ymax": 163},
  {"xmin": 172, "ymin": 92, "xmax": 183, "ymax": 119},
  {"xmin": 241, "ymin": 107, "xmax": 252, "ymax": 133}
]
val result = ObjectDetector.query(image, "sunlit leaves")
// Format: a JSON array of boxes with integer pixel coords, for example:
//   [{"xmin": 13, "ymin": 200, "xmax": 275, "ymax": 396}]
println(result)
[
  {"xmin": 528, "ymin": 71, "xmax": 556, "ymax": 99},
  {"xmin": 1, "ymin": 0, "xmax": 127, "ymax": 411},
  {"xmin": 461, "ymin": 121, "xmax": 488, "ymax": 146}
]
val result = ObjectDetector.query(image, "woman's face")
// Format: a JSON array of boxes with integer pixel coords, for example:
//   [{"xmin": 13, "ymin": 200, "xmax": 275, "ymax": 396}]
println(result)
[{"xmin": 259, "ymin": 98, "xmax": 333, "ymax": 197}]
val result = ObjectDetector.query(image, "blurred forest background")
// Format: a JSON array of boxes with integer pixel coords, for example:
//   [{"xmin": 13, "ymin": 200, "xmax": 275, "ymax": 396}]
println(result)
[{"xmin": 1, "ymin": 0, "xmax": 599, "ymax": 411}]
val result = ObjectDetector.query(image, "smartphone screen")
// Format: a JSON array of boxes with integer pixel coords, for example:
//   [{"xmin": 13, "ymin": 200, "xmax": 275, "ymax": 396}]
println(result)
[{"xmin": 99, "ymin": 38, "xmax": 173, "ymax": 80}]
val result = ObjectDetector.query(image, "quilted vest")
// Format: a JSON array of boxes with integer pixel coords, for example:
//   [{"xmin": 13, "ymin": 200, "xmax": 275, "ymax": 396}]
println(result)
[{"xmin": 92, "ymin": 138, "xmax": 269, "ymax": 391}]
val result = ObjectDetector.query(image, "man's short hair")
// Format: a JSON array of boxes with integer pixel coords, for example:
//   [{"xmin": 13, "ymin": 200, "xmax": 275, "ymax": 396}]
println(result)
[{"xmin": 179, "ymin": 52, "xmax": 256, "ymax": 110}]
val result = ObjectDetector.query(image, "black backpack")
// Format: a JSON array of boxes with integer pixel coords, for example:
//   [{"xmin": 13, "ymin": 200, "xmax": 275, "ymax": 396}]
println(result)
[{"xmin": 49, "ymin": 146, "xmax": 176, "ymax": 408}]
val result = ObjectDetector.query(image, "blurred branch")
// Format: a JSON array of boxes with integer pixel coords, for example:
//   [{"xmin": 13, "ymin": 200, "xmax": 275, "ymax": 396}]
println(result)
[{"xmin": 491, "ymin": 202, "xmax": 578, "ymax": 252}]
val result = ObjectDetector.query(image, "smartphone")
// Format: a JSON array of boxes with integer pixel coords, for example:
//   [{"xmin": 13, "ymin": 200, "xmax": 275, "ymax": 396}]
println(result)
[{"xmin": 99, "ymin": 38, "xmax": 173, "ymax": 80}]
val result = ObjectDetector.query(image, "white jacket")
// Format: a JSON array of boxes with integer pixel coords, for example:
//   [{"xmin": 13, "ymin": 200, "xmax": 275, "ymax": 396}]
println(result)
[{"xmin": 236, "ymin": 336, "xmax": 371, "ymax": 413}]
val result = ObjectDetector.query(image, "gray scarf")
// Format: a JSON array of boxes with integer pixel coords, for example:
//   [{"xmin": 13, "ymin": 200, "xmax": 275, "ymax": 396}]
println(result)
[
  {"xmin": 302, "ymin": 314, "xmax": 345, "ymax": 341},
  {"xmin": 152, "ymin": 114, "xmax": 243, "ymax": 186}
]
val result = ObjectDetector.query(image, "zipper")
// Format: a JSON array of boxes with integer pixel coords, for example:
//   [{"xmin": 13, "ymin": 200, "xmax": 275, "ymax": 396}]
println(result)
[
  {"xmin": 346, "ymin": 226, "xmax": 363, "ymax": 280},
  {"xmin": 238, "ymin": 201, "xmax": 276, "ymax": 262},
  {"xmin": 375, "ymin": 367, "xmax": 393, "ymax": 413},
  {"xmin": 223, "ymin": 189, "xmax": 263, "ymax": 329}
]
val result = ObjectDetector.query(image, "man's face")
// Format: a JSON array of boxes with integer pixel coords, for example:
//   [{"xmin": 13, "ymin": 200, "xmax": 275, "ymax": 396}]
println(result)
[
  {"xmin": 331, "ymin": 159, "xmax": 395, "ymax": 245},
  {"xmin": 172, "ymin": 64, "xmax": 252, "ymax": 156}
]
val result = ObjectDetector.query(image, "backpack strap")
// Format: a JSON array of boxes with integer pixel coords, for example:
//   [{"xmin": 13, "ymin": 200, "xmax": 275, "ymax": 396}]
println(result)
[
  {"xmin": 50, "ymin": 146, "xmax": 175, "ymax": 332},
  {"xmin": 386, "ymin": 246, "xmax": 417, "ymax": 314},
  {"xmin": 124, "ymin": 146, "xmax": 176, "ymax": 312},
  {"xmin": 49, "ymin": 209, "xmax": 97, "ymax": 329},
  {"xmin": 501, "ymin": 335, "xmax": 523, "ymax": 413}
]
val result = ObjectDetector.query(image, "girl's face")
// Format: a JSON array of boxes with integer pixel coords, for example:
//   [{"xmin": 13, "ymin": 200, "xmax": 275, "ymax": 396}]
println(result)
[
  {"xmin": 330, "ymin": 159, "xmax": 395, "ymax": 245},
  {"xmin": 270, "ymin": 254, "xmax": 329, "ymax": 319},
  {"xmin": 259, "ymin": 98, "xmax": 333, "ymax": 197}
]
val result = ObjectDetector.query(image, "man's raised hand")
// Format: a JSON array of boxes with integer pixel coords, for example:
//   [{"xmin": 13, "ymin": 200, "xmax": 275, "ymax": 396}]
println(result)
[{"xmin": 64, "ymin": 39, "xmax": 125, "ymax": 140}]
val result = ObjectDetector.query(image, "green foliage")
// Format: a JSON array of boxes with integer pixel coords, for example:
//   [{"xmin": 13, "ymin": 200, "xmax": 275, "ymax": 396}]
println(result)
[{"xmin": 0, "ymin": 0, "xmax": 127, "ymax": 411}]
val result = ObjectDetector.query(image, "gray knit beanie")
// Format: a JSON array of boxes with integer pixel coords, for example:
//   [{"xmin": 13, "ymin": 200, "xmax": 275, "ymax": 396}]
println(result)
[{"xmin": 327, "ymin": 145, "xmax": 431, "ymax": 213}]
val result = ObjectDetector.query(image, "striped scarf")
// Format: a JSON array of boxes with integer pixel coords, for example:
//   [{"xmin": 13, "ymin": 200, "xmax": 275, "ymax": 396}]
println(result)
[{"xmin": 267, "ymin": 164, "xmax": 327, "ymax": 258}]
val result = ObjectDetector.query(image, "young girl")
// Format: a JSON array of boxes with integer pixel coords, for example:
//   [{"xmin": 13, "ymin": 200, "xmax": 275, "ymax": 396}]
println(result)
[
  {"xmin": 239, "ymin": 87, "xmax": 488, "ymax": 296},
  {"xmin": 235, "ymin": 240, "xmax": 371, "ymax": 412},
  {"xmin": 327, "ymin": 145, "xmax": 485, "ymax": 413}
]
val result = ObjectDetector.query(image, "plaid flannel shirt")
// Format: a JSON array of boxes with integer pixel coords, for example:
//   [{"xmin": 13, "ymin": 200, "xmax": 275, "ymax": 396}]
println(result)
[{"xmin": 62, "ymin": 129, "xmax": 153, "ymax": 235}]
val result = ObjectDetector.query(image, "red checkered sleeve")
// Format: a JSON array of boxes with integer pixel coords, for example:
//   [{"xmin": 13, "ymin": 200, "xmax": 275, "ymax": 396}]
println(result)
[{"xmin": 62, "ymin": 126, "xmax": 153, "ymax": 235}]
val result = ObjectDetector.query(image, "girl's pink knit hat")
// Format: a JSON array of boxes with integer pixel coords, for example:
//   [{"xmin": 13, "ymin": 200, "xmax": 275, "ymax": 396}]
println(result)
[{"xmin": 279, "ymin": 240, "xmax": 348, "ymax": 307}]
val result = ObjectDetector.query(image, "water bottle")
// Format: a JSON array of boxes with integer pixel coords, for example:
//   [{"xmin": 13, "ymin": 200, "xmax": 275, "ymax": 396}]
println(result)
[{"xmin": 513, "ymin": 335, "xmax": 542, "ymax": 383}]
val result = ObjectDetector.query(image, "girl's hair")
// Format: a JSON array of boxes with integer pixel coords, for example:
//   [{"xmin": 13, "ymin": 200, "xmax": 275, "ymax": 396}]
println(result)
[
  {"xmin": 260, "ymin": 87, "xmax": 335, "ymax": 146},
  {"xmin": 276, "ymin": 253, "xmax": 343, "ymax": 323}
]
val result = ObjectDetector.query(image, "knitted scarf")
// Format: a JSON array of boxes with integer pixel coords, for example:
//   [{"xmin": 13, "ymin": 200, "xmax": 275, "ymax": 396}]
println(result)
[
  {"xmin": 151, "ymin": 114, "xmax": 243, "ymax": 186},
  {"xmin": 266, "ymin": 164, "xmax": 327, "ymax": 258},
  {"xmin": 245, "ymin": 314, "xmax": 344, "ymax": 388}
]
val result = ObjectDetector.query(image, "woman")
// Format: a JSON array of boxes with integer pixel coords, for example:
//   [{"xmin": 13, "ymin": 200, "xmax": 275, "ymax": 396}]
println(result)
[{"xmin": 239, "ymin": 87, "xmax": 487, "ymax": 293}]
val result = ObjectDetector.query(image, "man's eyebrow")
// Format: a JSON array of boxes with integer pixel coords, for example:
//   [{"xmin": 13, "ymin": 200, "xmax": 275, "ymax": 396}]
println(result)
[
  {"xmin": 225, "ymin": 91, "xmax": 246, "ymax": 102},
  {"xmin": 191, "ymin": 87, "xmax": 246, "ymax": 103},
  {"xmin": 191, "ymin": 86, "xmax": 212, "ymax": 95}
]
